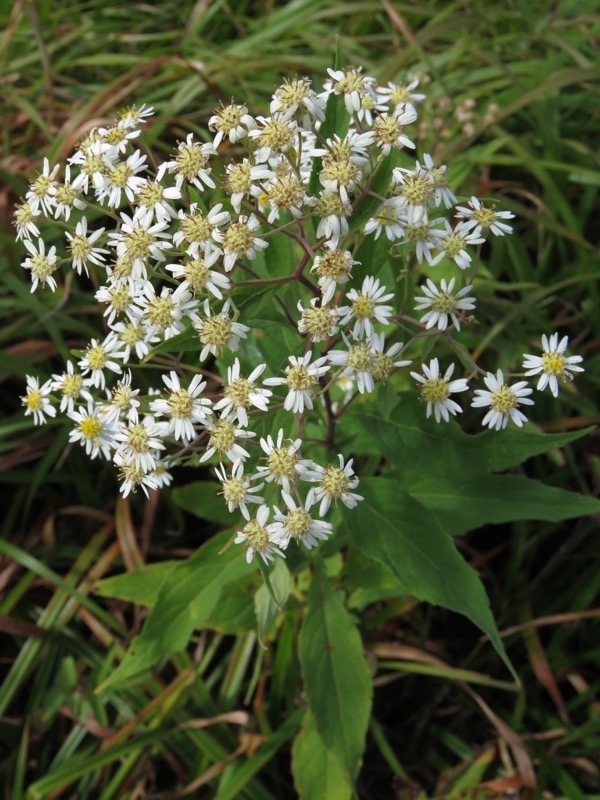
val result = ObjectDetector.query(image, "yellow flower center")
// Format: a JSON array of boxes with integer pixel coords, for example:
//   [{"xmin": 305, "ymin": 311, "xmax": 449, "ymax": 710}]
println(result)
[
  {"xmin": 351, "ymin": 295, "xmax": 376, "ymax": 321},
  {"xmin": 175, "ymin": 141, "xmax": 209, "ymax": 180},
  {"xmin": 541, "ymin": 352, "xmax": 566, "ymax": 376},
  {"xmin": 490, "ymin": 385, "xmax": 517, "ymax": 415},
  {"xmin": 321, "ymin": 465, "xmax": 349, "ymax": 499},
  {"xmin": 285, "ymin": 364, "xmax": 314, "ymax": 391},
  {"xmin": 223, "ymin": 222, "xmax": 254, "ymax": 255},
  {"xmin": 168, "ymin": 389, "xmax": 194, "ymax": 418},
  {"xmin": 225, "ymin": 377, "xmax": 253, "ymax": 408},
  {"xmin": 147, "ymin": 296, "xmax": 175, "ymax": 330},
  {"xmin": 285, "ymin": 508, "xmax": 312, "ymax": 538},
  {"xmin": 208, "ymin": 419, "xmax": 236, "ymax": 454},
  {"xmin": 419, "ymin": 377, "xmax": 450, "ymax": 404},
  {"xmin": 200, "ymin": 314, "xmax": 232, "ymax": 348},
  {"xmin": 79, "ymin": 416, "xmax": 102, "ymax": 440},
  {"xmin": 266, "ymin": 447, "xmax": 298, "ymax": 481}
]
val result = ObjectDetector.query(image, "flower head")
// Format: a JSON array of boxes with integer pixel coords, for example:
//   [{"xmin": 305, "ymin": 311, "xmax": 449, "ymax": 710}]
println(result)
[
  {"xmin": 471, "ymin": 370, "xmax": 534, "ymax": 430},
  {"xmin": 522, "ymin": 333, "xmax": 584, "ymax": 397}
]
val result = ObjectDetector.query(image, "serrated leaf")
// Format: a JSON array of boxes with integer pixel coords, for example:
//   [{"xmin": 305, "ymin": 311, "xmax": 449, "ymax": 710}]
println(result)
[
  {"xmin": 292, "ymin": 709, "xmax": 353, "ymax": 800},
  {"xmin": 299, "ymin": 565, "xmax": 372, "ymax": 780},
  {"xmin": 97, "ymin": 532, "xmax": 251, "ymax": 690},
  {"xmin": 342, "ymin": 479, "xmax": 515, "ymax": 678}
]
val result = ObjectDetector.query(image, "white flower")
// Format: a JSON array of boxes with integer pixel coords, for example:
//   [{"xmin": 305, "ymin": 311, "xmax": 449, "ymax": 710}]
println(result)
[
  {"xmin": 13, "ymin": 199, "xmax": 41, "ymax": 241},
  {"xmin": 78, "ymin": 332, "xmax": 127, "ymax": 389},
  {"xmin": 110, "ymin": 320, "xmax": 159, "ymax": 362},
  {"xmin": 471, "ymin": 370, "xmax": 534, "ymax": 430},
  {"xmin": 324, "ymin": 66, "xmax": 376, "ymax": 115},
  {"xmin": 400, "ymin": 217, "xmax": 445, "ymax": 264},
  {"xmin": 455, "ymin": 196, "xmax": 514, "ymax": 237},
  {"xmin": 166, "ymin": 249, "xmax": 231, "ymax": 300},
  {"xmin": 172, "ymin": 203, "xmax": 229, "ymax": 256},
  {"xmin": 297, "ymin": 298, "xmax": 340, "ymax": 342},
  {"xmin": 216, "ymin": 460, "xmax": 264, "ymax": 520},
  {"xmin": 134, "ymin": 179, "xmax": 181, "ymax": 223},
  {"xmin": 430, "ymin": 219, "xmax": 485, "ymax": 270},
  {"xmin": 522, "ymin": 333, "xmax": 584, "ymax": 397},
  {"xmin": 97, "ymin": 122, "xmax": 141, "ymax": 154},
  {"xmin": 208, "ymin": 102, "xmax": 256, "ymax": 147},
  {"xmin": 327, "ymin": 333, "xmax": 376, "ymax": 394},
  {"xmin": 248, "ymin": 112, "xmax": 298, "ymax": 162},
  {"xmin": 117, "ymin": 462, "xmax": 160, "ymax": 499},
  {"xmin": 21, "ymin": 237, "xmax": 59, "ymax": 292},
  {"xmin": 158, "ymin": 134, "xmax": 217, "ymax": 191},
  {"xmin": 26, "ymin": 158, "xmax": 59, "ymax": 215},
  {"xmin": 234, "ymin": 505, "xmax": 284, "ymax": 564},
  {"xmin": 108, "ymin": 208, "xmax": 172, "ymax": 278},
  {"xmin": 68, "ymin": 402, "xmax": 118, "ymax": 459},
  {"xmin": 377, "ymin": 78, "xmax": 426, "ymax": 113},
  {"xmin": 414, "ymin": 277, "xmax": 475, "ymax": 331},
  {"xmin": 95, "ymin": 277, "xmax": 142, "ymax": 326},
  {"xmin": 200, "ymin": 416, "xmax": 256, "ymax": 463},
  {"xmin": 255, "ymin": 429, "xmax": 303, "ymax": 493},
  {"xmin": 363, "ymin": 202, "xmax": 407, "ymax": 242},
  {"xmin": 264, "ymin": 351, "xmax": 330, "ymax": 414},
  {"xmin": 118, "ymin": 104, "xmax": 154, "ymax": 129},
  {"xmin": 224, "ymin": 159, "xmax": 271, "ymax": 214},
  {"xmin": 269, "ymin": 492, "xmax": 333, "ymax": 550},
  {"xmin": 372, "ymin": 104, "xmax": 418, "ymax": 155},
  {"xmin": 311, "ymin": 242, "xmax": 358, "ymax": 303},
  {"xmin": 369, "ymin": 333, "xmax": 412, "ymax": 382},
  {"xmin": 214, "ymin": 213, "xmax": 268, "ymax": 272},
  {"xmin": 114, "ymin": 413, "xmax": 165, "ymax": 473},
  {"xmin": 410, "ymin": 359, "xmax": 469, "ymax": 423},
  {"xmin": 51, "ymin": 165, "xmax": 86, "ymax": 220},
  {"xmin": 68, "ymin": 140, "xmax": 116, "ymax": 194},
  {"xmin": 195, "ymin": 299, "xmax": 250, "ymax": 361},
  {"xmin": 133, "ymin": 282, "xmax": 198, "ymax": 340},
  {"xmin": 314, "ymin": 191, "xmax": 352, "ymax": 244},
  {"xmin": 97, "ymin": 149, "xmax": 147, "ymax": 207},
  {"xmin": 150, "ymin": 371, "xmax": 212, "ymax": 442},
  {"xmin": 103, "ymin": 370, "xmax": 141, "ymax": 425},
  {"xmin": 338, "ymin": 276, "xmax": 394, "ymax": 339},
  {"xmin": 270, "ymin": 77, "xmax": 326, "ymax": 128},
  {"xmin": 51, "ymin": 361, "xmax": 93, "ymax": 414},
  {"xmin": 21, "ymin": 375, "xmax": 56, "ymax": 425},
  {"xmin": 299, "ymin": 454, "xmax": 363, "ymax": 516},
  {"xmin": 66, "ymin": 217, "xmax": 109, "ymax": 275},
  {"xmin": 213, "ymin": 359, "xmax": 271, "ymax": 427}
]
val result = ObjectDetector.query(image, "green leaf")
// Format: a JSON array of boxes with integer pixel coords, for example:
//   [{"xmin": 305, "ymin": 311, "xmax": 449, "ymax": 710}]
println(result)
[
  {"xmin": 97, "ymin": 532, "xmax": 251, "ymax": 690},
  {"xmin": 406, "ymin": 474, "xmax": 600, "ymax": 535},
  {"xmin": 172, "ymin": 481, "xmax": 232, "ymax": 525},
  {"xmin": 254, "ymin": 558, "xmax": 291, "ymax": 639},
  {"xmin": 95, "ymin": 562, "xmax": 177, "ymax": 606},
  {"xmin": 146, "ymin": 324, "xmax": 199, "ymax": 358},
  {"xmin": 292, "ymin": 709, "xmax": 353, "ymax": 800},
  {"xmin": 342, "ymin": 479, "xmax": 515, "ymax": 678},
  {"xmin": 298, "ymin": 565, "xmax": 372, "ymax": 780},
  {"xmin": 350, "ymin": 150, "xmax": 400, "ymax": 233}
]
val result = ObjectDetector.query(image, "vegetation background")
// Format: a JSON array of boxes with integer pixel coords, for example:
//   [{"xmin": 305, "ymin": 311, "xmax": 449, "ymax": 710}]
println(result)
[{"xmin": 0, "ymin": 0, "xmax": 599, "ymax": 798}]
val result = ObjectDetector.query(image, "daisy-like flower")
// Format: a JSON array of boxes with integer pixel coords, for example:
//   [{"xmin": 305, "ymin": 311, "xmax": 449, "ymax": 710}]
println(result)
[
  {"xmin": 51, "ymin": 361, "xmax": 93, "ymax": 414},
  {"xmin": 410, "ymin": 359, "xmax": 469, "ymax": 423},
  {"xmin": 102, "ymin": 370, "xmax": 141, "ymax": 425},
  {"xmin": 195, "ymin": 299, "xmax": 250, "ymax": 361},
  {"xmin": 223, "ymin": 159, "xmax": 271, "ymax": 214},
  {"xmin": 108, "ymin": 208, "xmax": 172, "ymax": 279},
  {"xmin": 248, "ymin": 111, "xmax": 298, "ymax": 162},
  {"xmin": 416, "ymin": 154, "xmax": 456, "ymax": 209},
  {"xmin": 263, "ymin": 351, "xmax": 330, "ymax": 414},
  {"xmin": 363, "ymin": 202, "xmax": 407, "ymax": 241},
  {"xmin": 134, "ymin": 179, "xmax": 181, "ymax": 223},
  {"xmin": 65, "ymin": 217, "xmax": 109, "ymax": 276},
  {"xmin": 133, "ymin": 282, "xmax": 198, "ymax": 340},
  {"xmin": 26, "ymin": 157, "xmax": 59, "ymax": 215},
  {"xmin": 414, "ymin": 277, "xmax": 475, "ymax": 332},
  {"xmin": 471, "ymin": 370, "xmax": 534, "ymax": 430},
  {"xmin": 21, "ymin": 375, "xmax": 56, "ymax": 425},
  {"xmin": 21, "ymin": 237, "xmax": 59, "ymax": 292},
  {"xmin": 215, "ymin": 460, "xmax": 264, "ymax": 520},
  {"xmin": 234, "ymin": 505, "xmax": 284, "ymax": 564},
  {"xmin": 51, "ymin": 165, "xmax": 86, "ymax": 220},
  {"xmin": 110, "ymin": 319, "xmax": 159, "ymax": 362},
  {"xmin": 117, "ymin": 462, "xmax": 160, "ymax": 499},
  {"xmin": 297, "ymin": 298, "xmax": 340, "ymax": 342},
  {"xmin": 98, "ymin": 149, "xmax": 147, "ymax": 207},
  {"xmin": 372, "ymin": 104, "xmax": 418, "ymax": 155},
  {"xmin": 95, "ymin": 277, "xmax": 142, "ymax": 327},
  {"xmin": 13, "ymin": 199, "xmax": 41, "ymax": 241},
  {"xmin": 455, "ymin": 196, "xmax": 514, "ymax": 237},
  {"xmin": 166, "ymin": 249, "xmax": 230, "ymax": 300},
  {"xmin": 327, "ymin": 333, "xmax": 376, "ymax": 394},
  {"xmin": 255, "ymin": 429, "xmax": 302, "ymax": 493},
  {"xmin": 264, "ymin": 166, "xmax": 308, "ymax": 223},
  {"xmin": 397, "ymin": 218, "xmax": 445, "ymax": 265},
  {"xmin": 158, "ymin": 134, "xmax": 217, "ymax": 192},
  {"xmin": 97, "ymin": 121, "xmax": 141, "ymax": 154},
  {"xmin": 324, "ymin": 66, "xmax": 376, "ymax": 115},
  {"xmin": 314, "ymin": 191, "xmax": 352, "ymax": 244},
  {"xmin": 213, "ymin": 359, "xmax": 271, "ymax": 427},
  {"xmin": 172, "ymin": 203, "xmax": 229, "ymax": 256},
  {"xmin": 338, "ymin": 276, "xmax": 395, "ymax": 339},
  {"xmin": 78, "ymin": 332, "xmax": 127, "ymax": 389},
  {"xmin": 118, "ymin": 104, "xmax": 154, "ymax": 129},
  {"xmin": 355, "ymin": 87, "xmax": 387, "ymax": 127},
  {"xmin": 208, "ymin": 101, "xmax": 256, "ymax": 148},
  {"xmin": 522, "ymin": 332, "xmax": 584, "ymax": 397},
  {"xmin": 377, "ymin": 77, "xmax": 426, "ymax": 113},
  {"xmin": 270, "ymin": 77, "xmax": 326, "ymax": 128},
  {"xmin": 68, "ymin": 140, "xmax": 116, "ymax": 195},
  {"xmin": 150, "ymin": 371, "xmax": 212, "ymax": 442},
  {"xmin": 269, "ymin": 492, "xmax": 333, "ymax": 550},
  {"xmin": 299, "ymin": 454, "xmax": 363, "ymax": 516},
  {"xmin": 114, "ymin": 413, "xmax": 165, "ymax": 473},
  {"xmin": 311, "ymin": 242, "xmax": 358, "ymax": 303},
  {"xmin": 430, "ymin": 220, "xmax": 485, "ymax": 270},
  {"xmin": 369, "ymin": 333, "xmax": 412, "ymax": 383},
  {"xmin": 214, "ymin": 213, "xmax": 268, "ymax": 272},
  {"xmin": 200, "ymin": 416, "xmax": 256, "ymax": 463},
  {"xmin": 68, "ymin": 402, "xmax": 118, "ymax": 459}
]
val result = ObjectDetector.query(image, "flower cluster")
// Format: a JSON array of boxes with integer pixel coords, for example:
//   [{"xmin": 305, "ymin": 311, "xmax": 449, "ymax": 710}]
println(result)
[{"xmin": 17, "ymin": 70, "xmax": 584, "ymax": 563}]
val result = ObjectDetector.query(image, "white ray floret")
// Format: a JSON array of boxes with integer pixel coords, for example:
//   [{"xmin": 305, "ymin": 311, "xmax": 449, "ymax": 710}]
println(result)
[
  {"xmin": 522, "ymin": 332, "xmax": 584, "ymax": 397},
  {"xmin": 410, "ymin": 358, "xmax": 469, "ymax": 423},
  {"xmin": 471, "ymin": 370, "xmax": 534, "ymax": 430},
  {"xmin": 269, "ymin": 492, "xmax": 333, "ymax": 550}
]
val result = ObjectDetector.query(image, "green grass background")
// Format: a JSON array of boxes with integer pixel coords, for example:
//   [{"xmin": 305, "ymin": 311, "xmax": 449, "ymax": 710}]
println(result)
[{"xmin": 1, "ymin": 1, "xmax": 599, "ymax": 798}]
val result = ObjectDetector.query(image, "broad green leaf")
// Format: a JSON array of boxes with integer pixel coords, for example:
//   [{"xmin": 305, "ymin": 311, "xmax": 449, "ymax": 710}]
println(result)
[
  {"xmin": 146, "ymin": 324, "xmax": 199, "ymax": 357},
  {"xmin": 299, "ymin": 565, "xmax": 372, "ymax": 780},
  {"xmin": 205, "ymin": 580, "xmax": 258, "ymax": 633},
  {"xmin": 172, "ymin": 481, "xmax": 232, "ymax": 525},
  {"xmin": 342, "ymin": 479, "xmax": 514, "ymax": 678},
  {"xmin": 97, "ymin": 532, "xmax": 252, "ymax": 690},
  {"xmin": 95, "ymin": 562, "xmax": 177, "ymax": 606},
  {"xmin": 406, "ymin": 474, "xmax": 600, "ymax": 535},
  {"xmin": 292, "ymin": 709, "xmax": 352, "ymax": 800},
  {"xmin": 255, "ymin": 558, "xmax": 291, "ymax": 639}
]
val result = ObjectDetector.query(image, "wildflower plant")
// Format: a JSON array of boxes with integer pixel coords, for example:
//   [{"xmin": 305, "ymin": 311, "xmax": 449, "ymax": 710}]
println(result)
[{"xmin": 16, "ymin": 63, "xmax": 594, "ymax": 793}]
